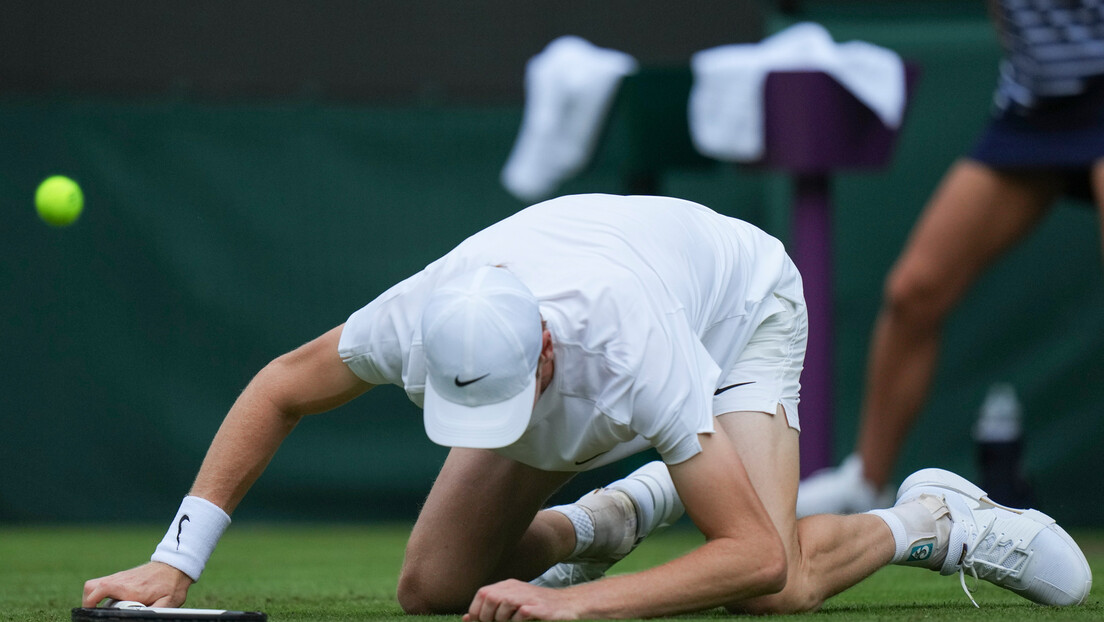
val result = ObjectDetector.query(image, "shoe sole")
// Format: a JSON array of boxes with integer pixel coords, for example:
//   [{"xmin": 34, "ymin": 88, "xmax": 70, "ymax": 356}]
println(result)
[{"xmin": 897, "ymin": 468, "xmax": 1092, "ymax": 606}]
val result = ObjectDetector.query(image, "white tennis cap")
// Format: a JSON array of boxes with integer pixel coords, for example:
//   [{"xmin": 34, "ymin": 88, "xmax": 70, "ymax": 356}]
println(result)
[{"xmin": 422, "ymin": 266, "xmax": 542, "ymax": 449}]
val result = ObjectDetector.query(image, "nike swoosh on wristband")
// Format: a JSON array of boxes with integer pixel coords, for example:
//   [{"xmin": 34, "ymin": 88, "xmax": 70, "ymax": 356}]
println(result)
[
  {"xmin": 175, "ymin": 514, "xmax": 191, "ymax": 550},
  {"xmin": 714, "ymin": 381, "xmax": 755, "ymax": 396},
  {"xmin": 454, "ymin": 373, "xmax": 490, "ymax": 387}
]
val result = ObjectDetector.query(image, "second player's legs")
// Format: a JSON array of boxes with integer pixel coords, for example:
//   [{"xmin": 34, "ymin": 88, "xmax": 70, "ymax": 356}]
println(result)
[
  {"xmin": 855, "ymin": 159, "xmax": 1060, "ymax": 489},
  {"xmin": 397, "ymin": 447, "xmax": 575, "ymax": 614}
]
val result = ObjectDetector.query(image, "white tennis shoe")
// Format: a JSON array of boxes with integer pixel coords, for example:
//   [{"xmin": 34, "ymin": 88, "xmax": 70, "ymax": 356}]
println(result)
[
  {"xmin": 532, "ymin": 461, "xmax": 685, "ymax": 587},
  {"xmin": 896, "ymin": 468, "xmax": 1092, "ymax": 607}
]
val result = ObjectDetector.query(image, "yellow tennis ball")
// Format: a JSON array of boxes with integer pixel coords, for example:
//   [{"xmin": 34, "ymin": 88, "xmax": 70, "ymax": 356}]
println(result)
[{"xmin": 35, "ymin": 175, "xmax": 84, "ymax": 226}]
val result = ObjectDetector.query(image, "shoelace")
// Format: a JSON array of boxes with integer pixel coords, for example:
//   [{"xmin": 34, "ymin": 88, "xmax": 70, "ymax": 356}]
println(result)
[{"xmin": 956, "ymin": 515, "xmax": 1033, "ymax": 608}]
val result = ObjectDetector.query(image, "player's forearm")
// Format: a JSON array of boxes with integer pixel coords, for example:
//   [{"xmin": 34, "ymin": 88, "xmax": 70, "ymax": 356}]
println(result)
[
  {"xmin": 187, "ymin": 366, "xmax": 303, "ymax": 513},
  {"xmin": 569, "ymin": 535, "xmax": 786, "ymax": 618},
  {"xmin": 146, "ymin": 373, "xmax": 299, "ymax": 585},
  {"xmin": 185, "ymin": 325, "xmax": 371, "ymax": 514}
]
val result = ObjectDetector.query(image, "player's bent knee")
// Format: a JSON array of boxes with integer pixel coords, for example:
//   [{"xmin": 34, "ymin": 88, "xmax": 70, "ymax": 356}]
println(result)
[
  {"xmin": 396, "ymin": 569, "xmax": 468, "ymax": 615},
  {"xmin": 395, "ymin": 575, "xmax": 428, "ymax": 615}
]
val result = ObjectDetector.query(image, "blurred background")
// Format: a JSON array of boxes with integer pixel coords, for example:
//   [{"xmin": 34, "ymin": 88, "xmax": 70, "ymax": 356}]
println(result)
[{"xmin": 3, "ymin": 0, "xmax": 1102, "ymax": 526}]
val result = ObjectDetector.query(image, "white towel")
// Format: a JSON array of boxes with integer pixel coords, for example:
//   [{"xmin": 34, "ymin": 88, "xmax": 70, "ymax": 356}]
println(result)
[
  {"xmin": 689, "ymin": 22, "xmax": 905, "ymax": 162},
  {"xmin": 501, "ymin": 36, "xmax": 638, "ymax": 201}
]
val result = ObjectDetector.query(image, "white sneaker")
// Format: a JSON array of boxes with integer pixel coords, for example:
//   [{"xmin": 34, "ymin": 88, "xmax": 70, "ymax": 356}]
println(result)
[
  {"xmin": 796, "ymin": 454, "xmax": 895, "ymax": 517},
  {"xmin": 896, "ymin": 468, "xmax": 1092, "ymax": 607},
  {"xmin": 532, "ymin": 461, "xmax": 685, "ymax": 588},
  {"xmin": 530, "ymin": 559, "xmax": 611, "ymax": 588}
]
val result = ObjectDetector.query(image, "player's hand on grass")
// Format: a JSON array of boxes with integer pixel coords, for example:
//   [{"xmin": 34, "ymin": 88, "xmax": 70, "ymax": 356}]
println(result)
[
  {"xmin": 463, "ymin": 579, "xmax": 579, "ymax": 621},
  {"xmin": 82, "ymin": 561, "xmax": 193, "ymax": 608}
]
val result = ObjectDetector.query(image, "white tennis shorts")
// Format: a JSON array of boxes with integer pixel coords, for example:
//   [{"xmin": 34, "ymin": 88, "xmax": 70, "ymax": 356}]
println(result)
[{"xmin": 711, "ymin": 295, "xmax": 807, "ymax": 431}]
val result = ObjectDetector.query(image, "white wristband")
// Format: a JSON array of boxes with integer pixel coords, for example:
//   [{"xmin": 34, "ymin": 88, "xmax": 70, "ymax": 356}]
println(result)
[{"xmin": 150, "ymin": 495, "xmax": 231, "ymax": 582}]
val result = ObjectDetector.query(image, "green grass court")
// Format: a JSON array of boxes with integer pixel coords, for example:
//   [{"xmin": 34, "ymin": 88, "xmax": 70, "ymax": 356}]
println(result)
[{"xmin": 2, "ymin": 524, "xmax": 1100, "ymax": 621}]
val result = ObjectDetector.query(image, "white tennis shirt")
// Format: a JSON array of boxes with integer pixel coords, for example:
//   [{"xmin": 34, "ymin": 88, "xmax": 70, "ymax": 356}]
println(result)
[{"xmin": 338, "ymin": 194, "xmax": 803, "ymax": 471}]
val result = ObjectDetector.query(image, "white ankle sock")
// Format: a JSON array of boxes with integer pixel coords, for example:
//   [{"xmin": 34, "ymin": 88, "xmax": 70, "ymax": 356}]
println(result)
[
  {"xmin": 549, "ymin": 503, "xmax": 594, "ymax": 559},
  {"xmin": 867, "ymin": 508, "xmax": 909, "ymax": 563},
  {"xmin": 867, "ymin": 495, "xmax": 949, "ymax": 568}
]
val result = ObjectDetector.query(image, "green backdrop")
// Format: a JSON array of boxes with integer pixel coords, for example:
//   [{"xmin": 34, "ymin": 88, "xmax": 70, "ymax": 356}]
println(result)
[{"xmin": 2, "ymin": 8, "xmax": 1102, "ymax": 526}]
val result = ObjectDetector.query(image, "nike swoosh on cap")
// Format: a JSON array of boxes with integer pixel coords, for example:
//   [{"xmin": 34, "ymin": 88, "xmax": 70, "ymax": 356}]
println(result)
[
  {"xmin": 714, "ymin": 381, "xmax": 755, "ymax": 396},
  {"xmin": 454, "ymin": 373, "xmax": 490, "ymax": 387}
]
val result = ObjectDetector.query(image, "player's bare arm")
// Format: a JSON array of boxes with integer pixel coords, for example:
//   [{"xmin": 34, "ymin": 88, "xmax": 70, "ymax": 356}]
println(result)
[
  {"xmin": 190, "ymin": 324, "xmax": 373, "ymax": 511},
  {"xmin": 82, "ymin": 324, "xmax": 373, "ymax": 608},
  {"xmin": 465, "ymin": 426, "xmax": 786, "ymax": 620}
]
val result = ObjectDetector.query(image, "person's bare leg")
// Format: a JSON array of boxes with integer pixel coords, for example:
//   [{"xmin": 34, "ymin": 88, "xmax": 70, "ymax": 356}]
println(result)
[
  {"xmin": 397, "ymin": 447, "xmax": 575, "ymax": 614},
  {"xmin": 721, "ymin": 407, "xmax": 895, "ymax": 614},
  {"xmin": 856, "ymin": 160, "xmax": 1060, "ymax": 489}
]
